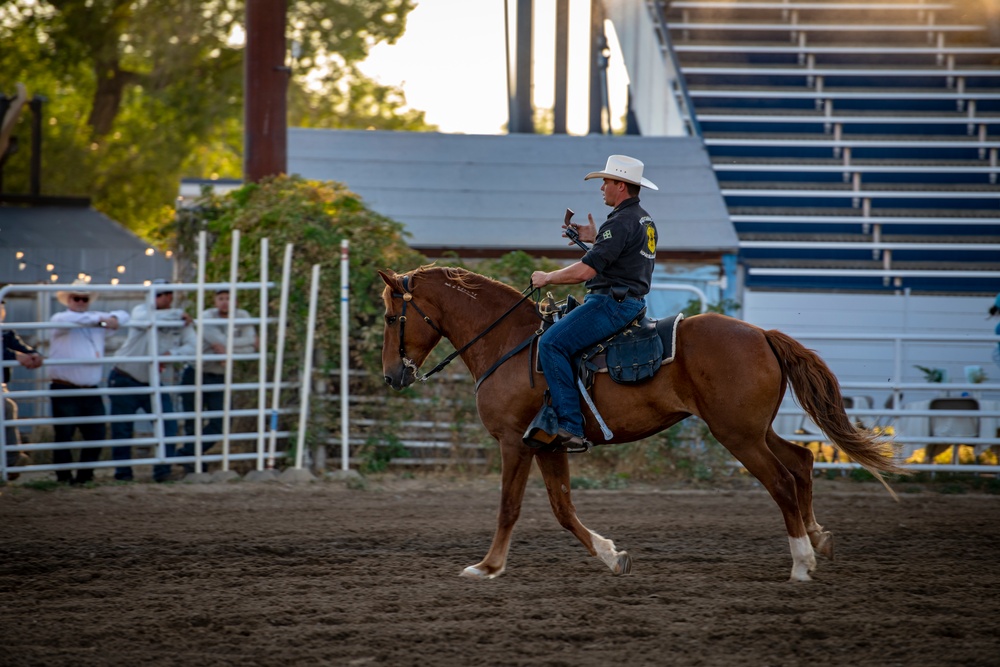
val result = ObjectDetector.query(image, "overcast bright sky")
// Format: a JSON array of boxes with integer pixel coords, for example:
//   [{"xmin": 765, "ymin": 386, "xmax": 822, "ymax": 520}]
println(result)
[{"xmin": 356, "ymin": 0, "xmax": 626, "ymax": 135}]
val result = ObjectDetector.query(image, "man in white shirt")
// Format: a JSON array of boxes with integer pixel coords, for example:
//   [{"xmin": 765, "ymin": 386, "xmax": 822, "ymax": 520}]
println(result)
[
  {"xmin": 49, "ymin": 280, "xmax": 129, "ymax": 484},
  {"xmin": 179, "ymin": 288, "xmax": 258, "ymax": 469},
  {"xmin": 108, "ymin": 280, "xmax": 196, "ymax": 482}
]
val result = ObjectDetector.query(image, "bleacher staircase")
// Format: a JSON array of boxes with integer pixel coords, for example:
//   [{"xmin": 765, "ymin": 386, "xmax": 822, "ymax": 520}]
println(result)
[{"xmin": 659, "ymin": 0, "xmax": 1000, "ymax": 293}]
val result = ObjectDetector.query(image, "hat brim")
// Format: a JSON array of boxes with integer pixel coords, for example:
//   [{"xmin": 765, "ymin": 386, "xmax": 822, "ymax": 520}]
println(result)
[
  {"xmin": 56, "ymin": 291, "xmax": 93, "ymax": 305},
  {"xmin": 584, "ymin": 170, "xmax": 658, "ymax": 191}
]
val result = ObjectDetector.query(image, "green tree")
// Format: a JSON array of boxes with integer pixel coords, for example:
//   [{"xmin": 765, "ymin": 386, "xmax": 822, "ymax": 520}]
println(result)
[
  {"xmin": 170, "ymin": 176, "xmax": 426, "ymax": 378},
  {"xmin": 0, "ymin": 0, "xmax": 434, "ymax": 237},
  {"xmin": 171, "ymin": 174, "xmax": 424, "ymax": 376},
  {"xmin": 169, "ymin": 175, "xmax": 425, "ymax": 465}
]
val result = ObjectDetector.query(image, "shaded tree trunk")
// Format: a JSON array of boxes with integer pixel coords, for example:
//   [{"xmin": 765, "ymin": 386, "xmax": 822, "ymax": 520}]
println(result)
[{"xmin": 87, "ymin": 58, "xmax": 136, "ymax": 138}]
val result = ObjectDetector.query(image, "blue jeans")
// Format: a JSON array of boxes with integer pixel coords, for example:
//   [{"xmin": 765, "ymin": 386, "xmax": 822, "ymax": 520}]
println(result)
[
  {"xmin": 50, "ymin": 386, "xmax": 106, "ymax": 483},
  {"xmin": 537, "ymin": 293, "xmax": 646, "ymax": 436},
  {"xmin": 179, "ymin": 366, "xmax": 225, "ymax": 471},
  {"xmin": 180, "ymin": 366, "xmax": 226, "ymax": 438},
  {"xmin": 108, "ymin": 368, "xmax": 178, "ymax": 481}
]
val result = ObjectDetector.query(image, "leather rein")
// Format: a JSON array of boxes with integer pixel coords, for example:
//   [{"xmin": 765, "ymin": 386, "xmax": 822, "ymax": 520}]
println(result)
[{"xmin": 390, "ymin": 274, "xmax": 539, "ymax": 386}]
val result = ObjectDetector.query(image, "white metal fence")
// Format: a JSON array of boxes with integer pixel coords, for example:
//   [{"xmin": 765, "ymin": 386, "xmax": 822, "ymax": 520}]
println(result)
[
  {"xmin": 0, "ymin": 233, "xmax": 330, "ymax": 482},
  {"xmin": 0, "ymin": 280, "xmax": 300, "ymax": 481},
  {"xmin": 773, "ymin": 332, "xmax": 1000, "ymax": 474}
]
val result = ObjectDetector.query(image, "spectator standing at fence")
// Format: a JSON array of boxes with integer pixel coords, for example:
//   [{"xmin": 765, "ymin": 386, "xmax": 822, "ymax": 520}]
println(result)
[
  {"xmin": 109, "ymin": 280, "xmax": 195, "ymax": 482},
  {"xmin": 48, "ymin": 280, "xmax": 128, "ymax": 485},
  {"xmin": 179, "ymin": 288, "xmax": 258, "ymax": 468},
  {"xmin": 2, "ymin": 298, "xmax": 43, "ymax": 479}
]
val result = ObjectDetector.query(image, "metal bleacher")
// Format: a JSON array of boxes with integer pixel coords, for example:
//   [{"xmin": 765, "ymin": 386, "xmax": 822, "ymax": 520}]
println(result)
[{"xmin": 658, "ymin": 0, "xmax": 1000, "ymax": 294}]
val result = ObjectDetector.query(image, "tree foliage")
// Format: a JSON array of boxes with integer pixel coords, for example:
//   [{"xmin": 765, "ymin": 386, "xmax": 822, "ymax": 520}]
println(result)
[
  {"xmin": 170, "ymin": 174, "xmax": 424, "ymax": 379},
  {"xmin": 0, "ymin": 0, "xmax": 434, "ymax": 237}
]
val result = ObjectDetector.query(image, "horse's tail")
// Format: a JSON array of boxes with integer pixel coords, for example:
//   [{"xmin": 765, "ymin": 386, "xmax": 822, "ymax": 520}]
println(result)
[{"xmin": 764, "ymin": 329, "xmax": 907, "ymax": 498}]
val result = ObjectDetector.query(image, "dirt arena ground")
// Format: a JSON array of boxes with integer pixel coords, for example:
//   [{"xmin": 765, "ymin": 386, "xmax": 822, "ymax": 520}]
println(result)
[{"xmin": 2, "ymin": 474, "xmax": 999, "ymax": 666}]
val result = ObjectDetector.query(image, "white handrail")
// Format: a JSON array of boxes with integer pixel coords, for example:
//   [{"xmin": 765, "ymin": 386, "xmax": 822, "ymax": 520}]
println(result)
[
  {"xmin": 685, "ymin": 66, "xmax": 1000, "ymax": 77},
  {"xmin": 670, "ymin": 1, "xmax": 951, "ymax": 9},
  {"xmin": 669, "ymin": 22, "xmax": 981, "ymax": 32},
  {"xmin": 650, "ymin": 282, "xmax": 708, "ymax": 313},
  {"xmin": 739, "ymin": 241, "xmax": 1000, "ymax": 251},
  {"xmin": 723, "ymin": 190, "xmax": 998, "ymax": 199},
  {"xmin": 674, "ymin": 45, "xmax": 1000, "ymax": 54},
  {"xmin": 705, "ymin": 116, "xmax": 1000, "ymax": 126},
  {"xmin": 749, "ymin": 269, "xmax": 1000, "ymax": 278},
  {"xmin": 731, "ymin": 214, "xmax": 1000, "ymax": 225},
  {"xmin": 691, "ymin": 91, "xmax": 1000, "ymax": 100}
]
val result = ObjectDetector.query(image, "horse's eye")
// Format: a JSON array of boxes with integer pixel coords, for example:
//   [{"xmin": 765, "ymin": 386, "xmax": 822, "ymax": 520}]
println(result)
[{"xmin": 385, "ymin": 315, "xmax": 397, "ymax": 325}]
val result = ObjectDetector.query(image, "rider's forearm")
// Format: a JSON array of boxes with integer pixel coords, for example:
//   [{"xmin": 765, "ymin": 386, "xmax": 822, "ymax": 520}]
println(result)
[{"xmin": 536, "ymin": 262, "xmax": 596, "ymax": 287}]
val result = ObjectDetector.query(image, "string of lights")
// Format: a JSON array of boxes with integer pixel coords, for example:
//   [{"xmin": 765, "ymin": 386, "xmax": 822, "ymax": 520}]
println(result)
[{"xmin": 8, "ymin": 246, "xmax": 173, "ymax": 285}]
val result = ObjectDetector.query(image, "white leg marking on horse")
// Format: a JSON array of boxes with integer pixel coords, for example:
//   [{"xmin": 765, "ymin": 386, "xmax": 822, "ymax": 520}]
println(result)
[
  {"xmin": 589, "ymin": 529, "xmax": 631, "ymax": 575},
  {"xmin": 808, "ymin": 522, "xmax": 835, "ymax": 560},
  {"xmin": 460, "ymin": 565, "xmax": 502, "ymax": 580},
  {"xmin": 788, "ymin": 535, "xmax": 816, "ymax": 582}
]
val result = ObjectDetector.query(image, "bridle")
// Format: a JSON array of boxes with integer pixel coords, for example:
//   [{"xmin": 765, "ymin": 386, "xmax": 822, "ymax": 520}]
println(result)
[
  {"xmin": 389, "ymin": 274, "xmax": 538, "ymax": 383},
  {"xmin": 391, "ymin": 274, "xmax": 446, "ymax": 380}
]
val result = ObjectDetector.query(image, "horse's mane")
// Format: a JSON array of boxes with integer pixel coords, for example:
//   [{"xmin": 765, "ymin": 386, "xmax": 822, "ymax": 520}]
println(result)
[{"xmin": 408, "ymin": 264, "xmax": 525, "ymax": 301}]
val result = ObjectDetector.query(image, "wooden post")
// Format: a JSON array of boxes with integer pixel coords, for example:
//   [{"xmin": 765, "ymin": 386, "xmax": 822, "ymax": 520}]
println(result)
[{"xmin": 244, "ymin": 0, "xmax": 288, "ymax": 182}]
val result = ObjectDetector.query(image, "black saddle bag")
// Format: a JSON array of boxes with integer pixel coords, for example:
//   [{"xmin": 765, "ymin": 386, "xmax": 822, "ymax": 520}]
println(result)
[{"xmin": 605, "ymin": 334, "xmax": 663, "ymax": 384}]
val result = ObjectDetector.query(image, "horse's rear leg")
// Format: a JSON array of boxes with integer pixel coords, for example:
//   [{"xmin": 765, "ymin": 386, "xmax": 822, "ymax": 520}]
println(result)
[
  {"xmin": 534, "ymin": 450, "xmax": 632, "ymax": 575},
  {"xmin": 766, "ymin": 430, "xmax": 834, "ymax": 560},
  {"xmin": 724, "ymin": 438, "xmax": 815, "ymax": 581},
  {"xmin": 460, "ymin": 438, "xmax": 535, "ymax": 579}
]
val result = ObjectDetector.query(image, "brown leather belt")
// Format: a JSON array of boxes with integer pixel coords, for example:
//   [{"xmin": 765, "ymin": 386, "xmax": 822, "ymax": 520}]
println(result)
[
  {"xmin": 50, "ymin": 379, "xmax": 98, "ymax": 389},
  {"xmin": 111, "ymin": 367, "xmax": 143, "ymax": 383}
]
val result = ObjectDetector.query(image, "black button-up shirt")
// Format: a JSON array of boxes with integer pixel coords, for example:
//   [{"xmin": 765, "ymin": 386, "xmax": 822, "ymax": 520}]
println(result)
[{"xmin": 580, "ymin": 197, "xmax": 657, "ymax": 298}]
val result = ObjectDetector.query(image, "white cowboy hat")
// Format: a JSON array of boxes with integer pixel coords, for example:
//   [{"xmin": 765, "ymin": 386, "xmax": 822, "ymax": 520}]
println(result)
[
  {"xmin": 584, "ymin": 154, "xmax": 659, "ymax": 191},
  {"xmin": 56, "ymin": 279, "xmax": 94, "ymax": 306}
]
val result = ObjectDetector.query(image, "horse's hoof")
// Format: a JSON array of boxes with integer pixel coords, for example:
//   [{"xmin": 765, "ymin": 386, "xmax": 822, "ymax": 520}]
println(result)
[
  {"xmin": 815, "ymin": 532, "xmax": 834, "ymax": 561},
  {"xmin": 789, "ymin": 571, "xmax": 813, "ymax": 582},
  {"xmin": 613, "ymin": 551, "xmax": 632, "ymax": 575},
  {"xmin": 460, "ymin": 565, "xmax": 502, "ymax": 580}
]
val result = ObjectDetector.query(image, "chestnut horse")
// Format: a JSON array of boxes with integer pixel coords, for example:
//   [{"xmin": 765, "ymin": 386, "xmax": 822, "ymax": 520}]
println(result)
[{"xmin": 379, "ymin": 266, "xmax": 904, "ymax": 582}]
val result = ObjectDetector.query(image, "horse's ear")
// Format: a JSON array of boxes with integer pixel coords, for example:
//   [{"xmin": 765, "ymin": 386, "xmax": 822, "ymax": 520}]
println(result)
[{"xmin": 377, "ymin": 270, "xmax": 398, "ymax": 288}]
